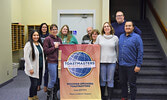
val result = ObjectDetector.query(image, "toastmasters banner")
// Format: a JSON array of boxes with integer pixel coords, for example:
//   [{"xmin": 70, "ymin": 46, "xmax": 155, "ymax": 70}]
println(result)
[{"xmin": 59, "ymin": 44, "xmax": 101, "ymax": 100}]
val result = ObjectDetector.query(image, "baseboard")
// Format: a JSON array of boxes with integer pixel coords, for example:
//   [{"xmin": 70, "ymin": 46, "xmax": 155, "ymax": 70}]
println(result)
[{"xmin": 0, "ymin": 79, "xmax": 13, "ymax": 88}]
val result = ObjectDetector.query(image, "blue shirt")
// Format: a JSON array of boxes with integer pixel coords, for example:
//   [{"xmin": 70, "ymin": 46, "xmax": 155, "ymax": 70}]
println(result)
[
  {"xmin": 118, "ymin": 32, "xmax": 143, "ymax": 67},
  {"xmin": 112, "ymin": 20, "xmax": 142, "ymax": 38}
]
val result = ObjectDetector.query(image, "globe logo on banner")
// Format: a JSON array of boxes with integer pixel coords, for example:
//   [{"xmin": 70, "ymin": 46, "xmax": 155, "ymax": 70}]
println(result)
[{"xmin": 64, "ymin": 51, "xmax": 95, "ymax": 78}]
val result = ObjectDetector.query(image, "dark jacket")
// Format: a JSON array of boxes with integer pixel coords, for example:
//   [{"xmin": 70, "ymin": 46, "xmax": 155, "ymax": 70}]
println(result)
[{"xmin": 82, "ymin": 34, "xmax": 90, "ymax": 44}]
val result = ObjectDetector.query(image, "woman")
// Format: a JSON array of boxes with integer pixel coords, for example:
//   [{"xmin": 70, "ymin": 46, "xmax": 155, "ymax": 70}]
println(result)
[
  {"xmin": 38, "ymin": 23, "xmax": 50, "ymax": 92},
  {"xmin": 43, "ymin": 24, "xmax": 62, "ymax": 100},
  {"xmin": 24, "ymin": 30, "xmax": 45, "ymax": 100},
  {"xmin": 39, "ymin": 23, "xmax": 50, "ymax": 42},
  {"xmin": 57, "ymin": 25, "xmax": 78, "ymax": 44},
  {"xmin": 95, "ymin": 22, "xmax": 118, "ymax": 100},
  {"xmin": 90, "ymin": 29, "xmax": 100, "ymax": 44}
]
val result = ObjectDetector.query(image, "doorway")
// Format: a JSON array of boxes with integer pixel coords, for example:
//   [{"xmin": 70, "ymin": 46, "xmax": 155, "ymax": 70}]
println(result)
[{"xmin": 58, "ymin": 10, "xmax": 95, "ymax": 44}]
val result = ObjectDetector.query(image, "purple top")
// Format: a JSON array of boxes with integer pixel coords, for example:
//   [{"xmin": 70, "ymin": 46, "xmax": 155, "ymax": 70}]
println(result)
[{"xmin": 43, "ymin": 35, "xmax": 62, "ymax": 63}]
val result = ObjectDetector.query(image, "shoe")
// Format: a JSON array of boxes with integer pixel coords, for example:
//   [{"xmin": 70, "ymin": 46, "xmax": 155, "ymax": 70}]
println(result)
[
  {"xmin": 44, "ymin": 86, "xmax": 47, "ymax": 92},
  {"xmin": 107, "ymin": 87, "xmax": 113, "ymax": 100},
  {"xmin": 33, "ymin": 95, "xmax": 39, "ymax": 100},
  {"xmin": 28, "ymin": 97, "xmax": 33, "ymax": 100},
  {"xmin": 47, "ymin": 88, "xmax": 53, "ymax": 100}
]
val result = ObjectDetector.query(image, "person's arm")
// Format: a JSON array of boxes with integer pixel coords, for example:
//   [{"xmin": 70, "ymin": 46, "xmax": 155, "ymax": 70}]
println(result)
[
  {"xmin": 115, "ymin": 37, "xmax": 119, "ymax": 62},
  {"xmin": 136, "ymin": 36, "xmax": 143, "ymax": 67},
  {"xmin": 134, "ymin": 26, "xmax": 142, "ymax": 36},
  {"xmin": 43, "ymin": 37, "xmax": 57, "ymax": 55},
  {"xmin": 135, "ymin": 36, "xmax": 143, "ymax": 72},
  {"xmin": 24, "ymin": 42, "xmax": 33, "ymax": 71}
]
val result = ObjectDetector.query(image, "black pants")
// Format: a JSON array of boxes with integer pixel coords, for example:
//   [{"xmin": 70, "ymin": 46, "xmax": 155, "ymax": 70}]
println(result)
[
  {"xmin": 44, "ymin": 61, "xmax": 49, "ymax": 87},
  {"xmin": 29, "ymin": 77, "xmax": 38, "ymax": 97},
  {"xmin": 119, "ymin": 66, "xmax": 138, "ymax": 100},
  {"xmin": 37, "ymin": 68, "xmax": 43, "ymax": 86}
]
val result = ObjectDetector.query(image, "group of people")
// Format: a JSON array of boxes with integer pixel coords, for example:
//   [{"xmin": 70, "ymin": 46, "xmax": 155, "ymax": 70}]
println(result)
[{"xmin": 24, "ymin": 11, "xmax": 143, "ymax": 100}]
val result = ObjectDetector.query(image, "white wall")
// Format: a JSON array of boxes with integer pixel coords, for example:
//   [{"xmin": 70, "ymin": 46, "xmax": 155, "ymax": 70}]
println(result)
[
  {"xmin": 146, "ymin": 1, "xmax": 167, "ymax": 57},
  {"xmin": 0, "ymin": 0, "xmax": 13, "ymax": 84}
]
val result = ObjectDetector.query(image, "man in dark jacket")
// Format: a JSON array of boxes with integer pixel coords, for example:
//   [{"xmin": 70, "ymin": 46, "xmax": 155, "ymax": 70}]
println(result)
[
  {"xmin": 82, "ymin": 27, "xmax": 93, "ymax": 44},
  {"xmin": 112, "ymin": 11, "xmax": 142, "ymax": 38}
]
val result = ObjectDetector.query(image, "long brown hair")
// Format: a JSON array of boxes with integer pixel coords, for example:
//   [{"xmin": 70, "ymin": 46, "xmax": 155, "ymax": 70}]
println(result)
[
  {"xmin": 29, "ymin": 30, "xmax": 42, "ymax": 61},
  {"xmin": 101, "ymin": 22, "xmax": 115, "ymax": 35},
  {"xmin": 59, "ymin": 25, "xmax": 72, "ymax": 44}
]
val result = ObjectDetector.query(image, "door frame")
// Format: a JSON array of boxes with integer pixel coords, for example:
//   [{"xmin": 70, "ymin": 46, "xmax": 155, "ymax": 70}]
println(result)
[{"xmin": 58, "ymin": 10, "xmax": 96, "ymax": 29}]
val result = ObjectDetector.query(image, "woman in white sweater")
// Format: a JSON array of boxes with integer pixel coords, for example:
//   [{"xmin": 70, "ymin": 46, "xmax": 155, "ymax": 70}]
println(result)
[
  {"xmin": 95, "ymin": 22, "xmax": 118, "ymax": 100},
  {"xmin": 24, "ymin": 30, "xmax": 45, "ymax": 100}
]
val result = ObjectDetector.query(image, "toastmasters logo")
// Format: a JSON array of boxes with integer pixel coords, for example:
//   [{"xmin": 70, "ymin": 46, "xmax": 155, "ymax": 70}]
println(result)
[{"xmin": 64, "ymin": 51, "xmax": 95, "ymax": 78}]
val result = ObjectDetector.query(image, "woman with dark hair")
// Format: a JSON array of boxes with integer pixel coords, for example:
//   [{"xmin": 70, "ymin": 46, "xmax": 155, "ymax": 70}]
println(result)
[
  {"xmin": 95, "ymin": 22, "xmax": 118, "ymax": 100},
  {"xmin": 43, "ymin": 24, "xmax": 62, "ymax": 100},
  {"xmin": 38, "ymin": 23, "xmax": 50, "ymax": 92},
  {"xmin": 57, "ymin": 25, "xmax": 78, "ymax": 44},
  {"xmin": 24, "ymin": 30, "xmax": 45, "ymax": 100},
  {"xmin": 90, "ymin": 29, "xmax": 100, "ymax": 44},
  {"xmin": 39, "ymin": 23, "xmax": 50, "ymax": 43}
]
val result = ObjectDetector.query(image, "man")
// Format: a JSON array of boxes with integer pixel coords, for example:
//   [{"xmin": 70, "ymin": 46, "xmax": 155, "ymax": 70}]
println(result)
[
  {"xmin": 112, "ymin": 11, "xmax": 142, "ymax": 38},
  {"xmin": 82, "ymin": 27, "xmax": 93, "ymax": 44},
  {"xmin": 118, "ymin": 21, "xmax": 143, "ymax": 100}
]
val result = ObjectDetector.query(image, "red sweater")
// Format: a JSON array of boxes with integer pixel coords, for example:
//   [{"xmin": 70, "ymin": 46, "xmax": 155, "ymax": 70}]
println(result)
[{"xmin": 43, "ymin": 35, "xmax": 62, "ymax": 63}]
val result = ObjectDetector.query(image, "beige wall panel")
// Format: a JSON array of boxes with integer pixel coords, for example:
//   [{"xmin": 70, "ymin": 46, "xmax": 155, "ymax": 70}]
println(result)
[{"xmin": 0, "ymin": 0, "xmax": 13, "ymax": 84}]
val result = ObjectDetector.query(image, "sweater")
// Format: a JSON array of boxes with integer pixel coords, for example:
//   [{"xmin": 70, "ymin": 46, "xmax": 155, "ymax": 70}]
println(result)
[
  {"xmin": 24, "ymin": 42, "xmax": 45, "ymax": 78},
  {"xmin": 95, "ymin": 34, "xmax": 119, "ymax": 63},
  {"xmin": 57, "ymin": 33, "xmax": 78, "ymax": 44},
  {"xmin": 43, "ymin": 35, "xmax": 62, "ymax": 63}
]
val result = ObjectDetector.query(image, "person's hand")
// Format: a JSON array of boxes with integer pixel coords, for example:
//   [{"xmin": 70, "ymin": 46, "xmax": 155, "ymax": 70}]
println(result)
[
  {"xmin": 29, "ymin": 69, "xmax": 34, "ymax": 75},
  {"xmin": 134, "ymin": 66, "xmax": 140, "ymax": 72},
  {"xmin": 54, "ymin": 42, "xmax": 59, "ymax": 48}
]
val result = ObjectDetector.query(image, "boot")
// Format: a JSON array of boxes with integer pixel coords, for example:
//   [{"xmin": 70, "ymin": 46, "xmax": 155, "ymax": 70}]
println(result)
[
  {"xmin": 47, "ymin": 88, "xmax": 53, "ymax": 100},
  {"xmin": 28, "ymin": 97, "xmax": 33, "ymax": 100},
  {"xmin": 107, "ymin": 87, "xmax": 113, "ymax": 100},
  {"xmin": 101, "ymin": 86, "xmax": 106, "ymax": 100},
  {"xmin": 33, "ymin": 95, "xmax": 39, "ymax": 100},
  {"xmin": 53, "ymin": 85, "xmax": 58, "ymax": 100}
]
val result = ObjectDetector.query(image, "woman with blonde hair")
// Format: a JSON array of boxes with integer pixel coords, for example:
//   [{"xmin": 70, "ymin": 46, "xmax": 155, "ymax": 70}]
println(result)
[{"xmin": 57, "ymin": 25, "xmax": 78, "ymax": 44}]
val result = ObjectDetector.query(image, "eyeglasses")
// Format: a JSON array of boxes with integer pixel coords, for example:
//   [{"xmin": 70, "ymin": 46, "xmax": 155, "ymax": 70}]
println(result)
[
  {"xmin": 116, "ymin": 15, "xmax": 123, "ymax": 17},
  {"xmin": 51, "ymin": 29, "xmax": 58, "ymax": 31}
]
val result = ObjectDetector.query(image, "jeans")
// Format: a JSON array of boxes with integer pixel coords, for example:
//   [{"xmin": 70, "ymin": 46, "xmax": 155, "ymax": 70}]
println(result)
[
  {"xmin": 119, "ymin": 66, "xmax": 138, "ymax": 100},
  {"xmin": 100, "ymin": 63, "xmax": 116, "ymax": 87},
  {"xmin": 48, "ymin": 63, "xmax": 58, "ymax": 88},
  {"xmin": 29, "ymin": 77, "xmax": 38, "ymax": 97}
]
